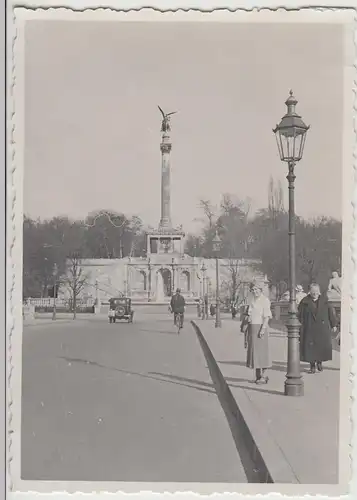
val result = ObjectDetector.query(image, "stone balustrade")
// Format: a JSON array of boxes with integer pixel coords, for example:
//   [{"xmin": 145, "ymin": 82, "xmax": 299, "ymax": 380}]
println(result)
[
  {"xmin": 270, "ymin": 300, "xmax": 341, "ymax": 324},
  {"xmin": 23, "ymin": 297, "xmax": 96, "ymax": 315}
]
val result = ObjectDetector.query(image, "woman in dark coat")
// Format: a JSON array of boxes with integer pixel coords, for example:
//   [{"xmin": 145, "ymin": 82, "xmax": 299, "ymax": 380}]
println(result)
[{"xmin": 298, "ymin": 283, "xmax": 338, "ymax": 373}]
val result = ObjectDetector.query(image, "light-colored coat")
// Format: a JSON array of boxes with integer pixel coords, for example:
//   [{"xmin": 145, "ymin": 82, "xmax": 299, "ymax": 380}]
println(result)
[{"xmin": 246, "ymin": 295, "xmax": 272, "ymax": 369}]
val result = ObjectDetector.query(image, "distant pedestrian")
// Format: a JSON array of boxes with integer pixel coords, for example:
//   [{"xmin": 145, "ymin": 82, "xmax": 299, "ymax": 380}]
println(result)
[
  {"xmin": 327, "ymin": 271, "xmax": 342, "ymax": 298},
  {"xmin": 295, "ymin": 285, "xmax": 307, "ymax": 305},
  {"xmin": 245, "ymin": 280, "xmax": 272, "ymax": 384},
  {"xmin": 204, "ymin": 294, "xmax": 209, "ymax": 319},
  {"xmin": 281, "ymin": 290, "xmax": 290, "ymax": 302},
  {"xmin": 200, "ymin": 300, "xmax": 205, "ymax": 318},
  {"xmin": 210, "ymin": 303, "xmax": 216, "ymax": 317},
  {"xmin": 298, "ymin": 283, "xmax": 338, "ymax": 374}
]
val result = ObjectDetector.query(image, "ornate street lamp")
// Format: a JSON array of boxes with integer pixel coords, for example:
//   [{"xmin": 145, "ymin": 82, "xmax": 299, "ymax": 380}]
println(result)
[
  {"xmin": 171, "ymin": 257, "xmax": 176, "ymax": 294},
  {"xmin": 273, "ymin": 90, "xmax": 309, "ymax": 397},
  {"xmin": 147, "ymin": 258, "xmax": 152, "ymax": 302},
  {"xmin": 201, "ymin": 262, "xmax": 207, "ymax": 319},
  {"xmin": 52, "ymin": 263, "xmax": 58, "ymax": 321},
  {"xmin": 196, "ymin": 273, "xmax": 202, "ymax": 318},
  {"xmin": 212, "ymin": 231, "xmax": 222, "ymax": 328}
]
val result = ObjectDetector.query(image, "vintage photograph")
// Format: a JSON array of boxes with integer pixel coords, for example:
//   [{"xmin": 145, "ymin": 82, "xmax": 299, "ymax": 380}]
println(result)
[{"xmin": 9, "ymin": 7, "xmax": 354, "ymax": 495}]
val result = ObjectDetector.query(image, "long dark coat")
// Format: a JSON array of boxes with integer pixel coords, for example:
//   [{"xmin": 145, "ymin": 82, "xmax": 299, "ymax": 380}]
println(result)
[
  {"xmin": 298, "ymin": 294, "xmax": 337, "ymax": 363},
  {"xmin": 170, "ymin": 294, "xmax": 185, "ymax": 313}
]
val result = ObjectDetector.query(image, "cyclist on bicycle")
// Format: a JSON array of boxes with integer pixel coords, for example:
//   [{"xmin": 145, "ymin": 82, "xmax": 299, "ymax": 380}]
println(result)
[{"xmin": 170, "ymin": 288, "xmax": 185, "ymax": 328}]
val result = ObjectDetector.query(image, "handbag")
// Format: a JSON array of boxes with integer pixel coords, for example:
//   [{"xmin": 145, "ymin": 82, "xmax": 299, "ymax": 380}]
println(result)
[
  {"xmin": 240, "ymin": 316, "xmax": 249, "ymax": 333},
  {"xmin": 240, "ymin": 305, "xmax": 250, "ymax": 332},
  {"xmin": 240, "ymin": 306, "xmax": 250, "ymax": 349}
]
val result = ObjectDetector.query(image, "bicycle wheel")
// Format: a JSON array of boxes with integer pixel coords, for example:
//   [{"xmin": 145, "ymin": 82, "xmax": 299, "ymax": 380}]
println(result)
[{"xmin": 177, "ymin": 314, "xmax": 183, "ymax": 333}]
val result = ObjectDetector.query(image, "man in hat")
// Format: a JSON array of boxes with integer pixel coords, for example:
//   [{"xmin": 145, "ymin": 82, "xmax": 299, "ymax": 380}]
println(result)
[{"xmin": 170, "ymin": 288, "xmax": 186, "ymax": 328}]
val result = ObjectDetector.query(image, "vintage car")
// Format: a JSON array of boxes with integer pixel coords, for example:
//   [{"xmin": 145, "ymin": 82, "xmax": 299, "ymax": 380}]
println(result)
[{"xmin": 108, "ymin": 297, "xmax": 134, "ymax": 323}]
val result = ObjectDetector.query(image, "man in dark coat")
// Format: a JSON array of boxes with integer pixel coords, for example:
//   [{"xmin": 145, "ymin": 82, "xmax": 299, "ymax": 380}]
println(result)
[
  {"xmin": 170, "ymin": 288, "xmax": 185, "ymax": 328},
  {"xmin": 298, "ymin": 283, "xmax": 338, "ymax": 373}
]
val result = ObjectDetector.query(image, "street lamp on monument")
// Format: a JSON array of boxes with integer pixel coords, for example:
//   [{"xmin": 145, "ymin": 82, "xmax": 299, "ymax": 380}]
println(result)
[
  {"xmin": 273, "ymin": 90, "xmax": 309, "ymax": 397},
  {"xmin": 212, "ymin": 231, "xmax": 222, "ymax": 328}
]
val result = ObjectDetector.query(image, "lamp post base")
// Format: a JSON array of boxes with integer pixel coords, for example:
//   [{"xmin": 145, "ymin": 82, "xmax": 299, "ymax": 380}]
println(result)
[
  {"xmin": 215, "ymin": 319, "xmax": 222, "ymax": 328},
  {"xmin": 285, "ymin": 314, "xmax": 304, "ymax": 396},
  {"xmin": 284, "ymin": 379, "xmax": 304, "ymax": 396}
]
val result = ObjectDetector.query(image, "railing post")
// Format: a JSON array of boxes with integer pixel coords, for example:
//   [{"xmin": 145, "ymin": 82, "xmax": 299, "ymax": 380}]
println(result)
[{"xmin": 275, "ymin": 304, "xmax": 281, "ymax": 321}]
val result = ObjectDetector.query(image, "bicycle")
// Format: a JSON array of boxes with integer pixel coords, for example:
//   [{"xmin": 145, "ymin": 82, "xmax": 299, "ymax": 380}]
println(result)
[{"xmin": 174, "ymin": 312, "xmax": 184, "ymax": 334}]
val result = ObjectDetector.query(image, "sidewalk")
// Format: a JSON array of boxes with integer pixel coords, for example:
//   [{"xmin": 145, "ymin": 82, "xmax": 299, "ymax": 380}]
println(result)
[{"xmin": 193, "ymin": 317, "xmax": 340, "ymax": 485}]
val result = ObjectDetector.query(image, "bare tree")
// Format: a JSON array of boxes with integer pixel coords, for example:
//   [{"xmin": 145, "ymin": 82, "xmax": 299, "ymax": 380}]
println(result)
[
  {"xmin": 268, "ymin": 176, "xmax": 285, "ymax": 228},
  {"xmin": 199, "ymin": 199, "xmax": 217, "ymax": 229},
  {"xmin": 227, "ymin": 258, "xmax": 242, "ymax": 305},
  {"xmin": 66, "ymin": 253, "xmax": 88, "ymax": 319}
]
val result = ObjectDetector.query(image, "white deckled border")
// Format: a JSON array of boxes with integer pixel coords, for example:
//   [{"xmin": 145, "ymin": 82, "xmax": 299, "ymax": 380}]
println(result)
[{"xmin": 7, "ymin": 5, "xmax": 357, "ymax": 499}]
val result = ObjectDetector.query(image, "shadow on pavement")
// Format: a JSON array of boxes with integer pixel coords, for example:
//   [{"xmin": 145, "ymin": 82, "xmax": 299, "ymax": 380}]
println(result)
[
  {"xmin": 150, "ymin": 371, "xmax": 283, "ymax": 397},
  {"xmin": 227, "ymin": 380, "xmax": 284, "ymax": 397},
  {"xmin": 149, "ymin": 371, "xmax": 214, "ymax": 389},
  {"xmin": 138, "ymin": 328, "xmax": 178, "ymax": 336},
  {"xmin": 273, "ymin": 360, "xmax": 340, "ymax": 372},
  {"xmin": 217, "ymin": 360, "xmax": 286, "ymax": 373},
  {"xmin": 58, "ymin": 356, "xmax": 216, "ymax": 395},
  {"xmin": 218, "ymin": 359, "xmax": 340, "ymax": 373}
]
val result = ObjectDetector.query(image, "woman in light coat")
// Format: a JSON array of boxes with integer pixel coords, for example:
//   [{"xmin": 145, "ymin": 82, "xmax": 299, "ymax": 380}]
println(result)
[{"xmin": 245, "ymin": 280, "xmax": 272, "ymax": 384}]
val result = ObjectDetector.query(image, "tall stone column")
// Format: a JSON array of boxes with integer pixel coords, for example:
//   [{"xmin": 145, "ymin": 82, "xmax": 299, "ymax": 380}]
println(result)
[{"xmin": 159, "ymin": 132, "xmax": 172, "ymax": 229}]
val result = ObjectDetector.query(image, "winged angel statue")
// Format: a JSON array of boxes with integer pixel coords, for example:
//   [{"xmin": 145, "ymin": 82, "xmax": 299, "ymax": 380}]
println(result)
[{"xmin": 158, "ymin": 105, "xmax": 178, "ymax": 133}]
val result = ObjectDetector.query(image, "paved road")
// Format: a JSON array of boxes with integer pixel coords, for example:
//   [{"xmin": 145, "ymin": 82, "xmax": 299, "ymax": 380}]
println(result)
[{"xmin": 22, "ymin": 310, "xmax": 247, "ymax": 482}]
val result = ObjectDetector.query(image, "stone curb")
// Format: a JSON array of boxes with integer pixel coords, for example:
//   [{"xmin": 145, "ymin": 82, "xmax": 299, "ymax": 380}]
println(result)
[{"xmin": 191, "ymin": 320, "xmax": 299, "ymax": 485}]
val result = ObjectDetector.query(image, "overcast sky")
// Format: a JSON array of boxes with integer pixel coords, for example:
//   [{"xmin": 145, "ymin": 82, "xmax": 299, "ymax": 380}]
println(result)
[{"xmin": 24, "ymin": 20, "xmax": 344, "ymax": 232}]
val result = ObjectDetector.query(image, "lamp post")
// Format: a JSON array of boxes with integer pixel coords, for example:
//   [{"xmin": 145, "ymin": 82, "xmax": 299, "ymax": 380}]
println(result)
[
  {"xmin": 52, "ymin": 263, "xmax": 58, "ymax": 321},
  {"xmin": 212, "ymin": 231, "xmax": 222, "ymax": 328},
  {"xmin": 148, "ymin": 258, "xmax": 152, "ymax": 302},
  {"xmin": 196, "ymin": 273, "xmax": 202, "ymax": 318},
  {"xmin": 201, "ymin": 262, "xmax": 207, "ymax": 319},
  {"xmin": 171, "ymin": 257, "xmax": 175, "ymax": 294},
  {"xmin": 273, "ymin": 90, "xmax": 309, "ymax": 397}
]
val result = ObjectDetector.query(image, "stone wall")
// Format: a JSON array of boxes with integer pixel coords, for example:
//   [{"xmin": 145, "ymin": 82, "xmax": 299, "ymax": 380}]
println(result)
[{"xmin": 60, "ymin": 255, "xmax": 264, "ymax": 304}]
